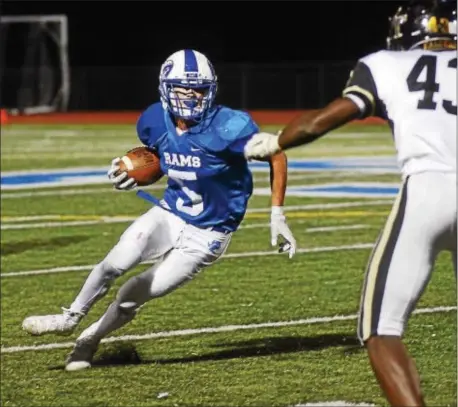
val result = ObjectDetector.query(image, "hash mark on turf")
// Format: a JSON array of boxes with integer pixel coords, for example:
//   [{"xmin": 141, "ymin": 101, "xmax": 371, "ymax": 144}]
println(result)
[{"xmin": 1, "ymin": 243, "xmax": 375, "ymax": 278}]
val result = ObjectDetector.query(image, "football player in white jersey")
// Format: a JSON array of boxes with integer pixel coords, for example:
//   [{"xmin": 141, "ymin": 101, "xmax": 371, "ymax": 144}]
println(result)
[{"xmin": 244, "ymin": 0, "xmax": 456, "ymax": 405}]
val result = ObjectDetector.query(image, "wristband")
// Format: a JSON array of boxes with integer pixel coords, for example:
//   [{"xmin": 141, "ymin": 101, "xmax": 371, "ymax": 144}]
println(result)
[{"xmin": 271, "ymin": 206, "xmax": 284, "ymax": 215}]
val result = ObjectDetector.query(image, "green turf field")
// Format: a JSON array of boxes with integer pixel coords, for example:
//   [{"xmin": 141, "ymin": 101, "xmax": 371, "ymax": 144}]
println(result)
[{"xmin": 1, "ymin": 123, "xmax": 456, "ymax": 407}]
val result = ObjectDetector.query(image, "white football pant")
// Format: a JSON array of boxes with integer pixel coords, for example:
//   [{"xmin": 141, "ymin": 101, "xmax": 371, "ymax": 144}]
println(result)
[
  {"xmin": 357, "ymin": 172, "xmax": 457, "ymax": 343},
  {"xmin": 69, "ymin": 205, "xmax": 232, "ymax": 316}
]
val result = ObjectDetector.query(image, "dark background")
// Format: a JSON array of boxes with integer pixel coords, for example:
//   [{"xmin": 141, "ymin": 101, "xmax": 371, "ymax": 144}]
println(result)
[{"xmin": 0, "ymin": 0, "xmax": 405, "ymax": 111}]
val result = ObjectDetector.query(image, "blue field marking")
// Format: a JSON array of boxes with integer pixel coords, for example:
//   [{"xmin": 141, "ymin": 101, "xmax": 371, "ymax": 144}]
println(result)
[
  {"xmin": 0, "ymin": 167, "xmax": 109, "ymax": 190},
  {"xmin": 309, "ymin": 185, "xmax": 399, "ymax": 195},
  {"xmin": 254, "ymin": 183, "xmax": 400, "ymax": 198},
  {"xmin": 1, "ymin": 170, "xmax": 106, "ymax": 186},
  {"xmin": 249, "ymin": 156, "xmax": 398, "ymax": 173},
  {"xmin": 0, "ymin": 157, "xmax": 399, "ymax": 190}
]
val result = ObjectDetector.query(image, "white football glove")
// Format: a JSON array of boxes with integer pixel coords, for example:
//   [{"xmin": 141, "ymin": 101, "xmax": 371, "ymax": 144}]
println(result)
[
  {"xmin": 270, "ymin": 206, "xmax": 296, "ymax": 259},
  {"xmin": 244, "ymin": 132, "xmax": 281, "ymax": 160},
  {"xmin": 107, "ymin": 157, "xmax": 137, "ymax": 190}
]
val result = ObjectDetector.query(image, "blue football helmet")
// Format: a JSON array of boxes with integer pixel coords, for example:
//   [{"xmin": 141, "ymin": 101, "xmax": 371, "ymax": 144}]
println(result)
[{"xmin": 159, "ymin": 49, "xmax": 218, "ymax": 121}]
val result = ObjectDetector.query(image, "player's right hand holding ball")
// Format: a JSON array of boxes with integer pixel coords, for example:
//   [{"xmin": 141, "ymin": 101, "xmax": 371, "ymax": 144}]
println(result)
[{"xmin": 107, "ymin": 157, "xmax": 137, "ymax": 190}]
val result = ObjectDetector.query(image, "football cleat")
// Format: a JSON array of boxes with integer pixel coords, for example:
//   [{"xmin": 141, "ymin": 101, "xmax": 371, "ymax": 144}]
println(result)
[{"xmin": 22, "ymin": 307, "xmax": 84, "ymax": 336}]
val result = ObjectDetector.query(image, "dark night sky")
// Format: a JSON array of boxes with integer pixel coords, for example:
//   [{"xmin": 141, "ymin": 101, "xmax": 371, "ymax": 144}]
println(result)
[{"xmin": 1, "ymin": 0, "xmax": 406, "ymax": 67}]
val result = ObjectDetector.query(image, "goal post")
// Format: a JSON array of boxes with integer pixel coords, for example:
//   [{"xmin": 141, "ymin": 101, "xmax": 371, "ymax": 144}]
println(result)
[{"xmin": 0, "ymin": 14, "xmax": 70, "ymax": 115}]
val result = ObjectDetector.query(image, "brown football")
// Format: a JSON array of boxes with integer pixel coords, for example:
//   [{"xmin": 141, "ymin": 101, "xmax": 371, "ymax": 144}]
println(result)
[{"xmin": 116, "ymin": 146, "xmax": 164, "ymax": 186}]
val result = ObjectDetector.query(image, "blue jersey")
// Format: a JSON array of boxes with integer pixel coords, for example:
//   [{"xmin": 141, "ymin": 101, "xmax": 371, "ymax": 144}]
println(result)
[{"xmin": 136, "ymin": 102, "xmax": 259, "ymax": 232}]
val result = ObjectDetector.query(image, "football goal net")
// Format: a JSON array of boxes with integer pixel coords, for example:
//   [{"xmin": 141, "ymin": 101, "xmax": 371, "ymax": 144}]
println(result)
[{"xmin": 0, "ymin": 14, "xmax": 70, "ymax": 115}]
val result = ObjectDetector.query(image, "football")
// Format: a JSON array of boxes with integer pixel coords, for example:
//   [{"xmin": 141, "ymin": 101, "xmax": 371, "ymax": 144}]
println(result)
[{"xmin": 116, "ymin": 146, "xmax": 164, "ymax": 186}]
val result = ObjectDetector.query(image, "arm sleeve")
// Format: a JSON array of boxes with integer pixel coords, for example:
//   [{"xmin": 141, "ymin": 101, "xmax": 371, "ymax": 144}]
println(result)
[
  {"xmin": 342, "ymin": 61, "xmax": 386, "ymax": 119},
  {"xmin": 136, "ymin": 112, "xmax": 150, "ymax": 146},
  {"xmin": 227, "ymin": 118, "xmax": 260, "ymax": 156},
  {"xmin": 135, "ymin": 103, "xmax": 166, "ymax": 148}
]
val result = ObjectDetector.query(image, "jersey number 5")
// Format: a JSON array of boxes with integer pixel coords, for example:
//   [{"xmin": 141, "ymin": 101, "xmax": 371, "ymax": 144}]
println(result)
[
  {"xmin": 406, "ymin": 55, "xmax": 457, "ymax": 115},
  {"xmin": 168, "ymin": 169, "xmax": 204, "ymax": 217}
]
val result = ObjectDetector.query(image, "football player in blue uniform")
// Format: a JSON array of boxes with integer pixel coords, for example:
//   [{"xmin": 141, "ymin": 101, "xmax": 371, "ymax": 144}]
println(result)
[{"xmin": 22, "ymin": 49, "xmax": 297, "ymax": 371}]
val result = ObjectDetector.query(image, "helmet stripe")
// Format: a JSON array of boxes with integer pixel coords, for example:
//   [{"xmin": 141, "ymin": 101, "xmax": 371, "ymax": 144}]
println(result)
[{"xmin": 184, "ymin": 49, "xmax": 198, "ymax": 72}]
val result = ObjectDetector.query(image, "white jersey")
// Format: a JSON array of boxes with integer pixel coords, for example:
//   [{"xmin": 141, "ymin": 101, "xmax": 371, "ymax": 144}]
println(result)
[{"xmin": 343, "ymin": 49, "xmax": 457, "ymax": 177}]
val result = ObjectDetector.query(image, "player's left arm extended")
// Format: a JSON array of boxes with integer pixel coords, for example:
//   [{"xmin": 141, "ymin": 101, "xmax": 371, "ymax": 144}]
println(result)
[
  {"xmin": 243, "ymin": 99, "xmax": 360, "ymax": 159},
  {"xmin": 257, "ymin": 151, "xmax": 297, "ymax": 258},
  {"xmin": 244, "ymin": 60, "xmax": 381, "ymax": 159},
  {"xmin": 267, "ymin": 151, "xmax": 287, "ymax": 207},
  {"xmin": 277, "ymin": 58, "xmax": 383, "ymax": 151},
  {"xmin": 277, "ymin": 98, "xmax": 360, "ymax": 150}
]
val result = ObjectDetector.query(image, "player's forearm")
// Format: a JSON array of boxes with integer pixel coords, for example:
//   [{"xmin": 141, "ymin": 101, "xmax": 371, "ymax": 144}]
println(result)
[
  {"xmin": 269, "ymin": 151, "xmax": 288, "ymax": 207},
  {"xmin": 278, "ymin": 99, "xmax": 361, "ymax": 150},
  {"xmin": 277, "ymin": 109, "xmax": 323, "ymax": 150}
]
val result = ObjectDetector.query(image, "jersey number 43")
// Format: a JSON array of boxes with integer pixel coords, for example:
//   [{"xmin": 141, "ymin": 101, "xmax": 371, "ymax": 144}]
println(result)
[{"xmin": 407, "ymin": 55, "xmax": 457, "ymax": 115}]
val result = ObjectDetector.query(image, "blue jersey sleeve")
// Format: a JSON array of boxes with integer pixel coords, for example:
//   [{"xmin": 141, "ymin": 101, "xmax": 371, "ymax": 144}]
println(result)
[
  {"xmin": 136, "ymin": 102, "xmax": 167, "ymax": 148},
  {"xmin": 136, "ymin": 111, "xmax": 150, "ymax": 146},
  {"xmin": 226, "ymin": 112, "xmax": 259, "ymax": 156}
]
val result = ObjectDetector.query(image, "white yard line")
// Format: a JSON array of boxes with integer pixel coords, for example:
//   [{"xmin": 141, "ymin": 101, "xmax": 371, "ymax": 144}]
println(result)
[
  {"xmin": 291, "ymin": 145, "xmax": 394, "ymax": 153},
  {"xmin": 3, "ymin": 146, "xmax": 395, "ymax": 157},
  {"xmin": 0, "ymin": 187, "xmax": 161, "ymax": 199},
  {"xmin": 327, "ymin": 132, "xmax": 390, "ymax": 139},
  {"xmin": 245, "ymin": 200, "xmax": 394, "ymax": 213},
  {"xmin": 1, "ymin": 243, "xmax": 375, "ymax": 278},
  {"xmin": 255, "ymin": 172, "xmax": 392, "ymax": 182},
  {"xmin": 0, "ymin": 179, "xmax": 396, "ymax": 198},
  {"xmin": 2, "ymin": 129, "xmax": 389, "ymax": 138},
  {"xmin": 1, "ymin": 216, "xmax": 371, "ymax": 231},
  {"xmin": 2, "ymin": 129, "xmax": 134, "ymax": 137},
  {"xmin": 241, "ymin": 223, "xmax": 369, "ymax": 232},
  {"xmin": 303, "ymin": 224, "xmax": 369, "ymax": 232},
  {"xmin": 2, "ymin": 215, "xmax": 74, "ymax": 222},
  {"xmin": 1, "ymin": 218, "xmax": 135, "ymax": 230},
  {"xmin": 1, "ymin": 305, "xmax": 454, "ymax": 354},
  {"xmin": 1, "ymin": 200, "xmax": 394, "ymax": 219},
  {"xmin": 1, "ymin": 166, "xmax": 113, "ymax": 176},
  {"xmin": 3, "ymin": 152, "xmax": 139, "ymax": 159},
  {"xmin": 1, "ymin": 188, "xmax": 109, "ymax": 199}
]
